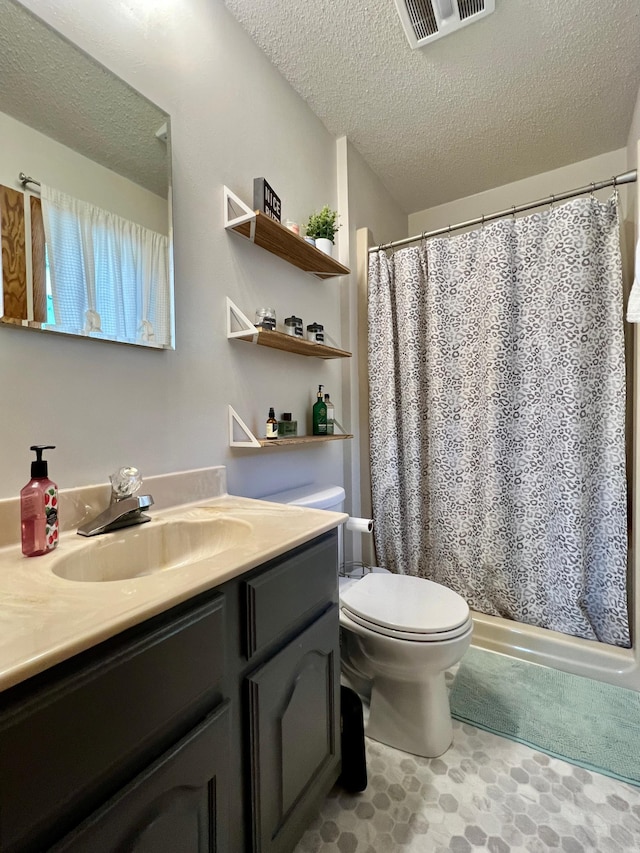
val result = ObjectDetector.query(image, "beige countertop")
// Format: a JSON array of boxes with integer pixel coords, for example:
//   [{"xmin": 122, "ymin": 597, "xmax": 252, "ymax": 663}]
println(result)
[{"xmin": 0, "ymin": 493, "xmax": 346, "ymax": 692}]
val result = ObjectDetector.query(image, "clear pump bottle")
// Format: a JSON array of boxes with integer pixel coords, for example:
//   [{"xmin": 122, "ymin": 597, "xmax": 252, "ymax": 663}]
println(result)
[{"xmin": 324, "ymin": 393, "xmax": 335, "ymax": 435}]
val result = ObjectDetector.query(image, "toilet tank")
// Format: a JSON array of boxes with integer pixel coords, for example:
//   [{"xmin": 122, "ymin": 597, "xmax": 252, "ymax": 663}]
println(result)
[
  {"xmin": 260, "ymin": 484, "xmax": 346, "ymax": 574},
  {"xmin": 260, "ymin": 484, "xmax": 345, "ymax": 513}
]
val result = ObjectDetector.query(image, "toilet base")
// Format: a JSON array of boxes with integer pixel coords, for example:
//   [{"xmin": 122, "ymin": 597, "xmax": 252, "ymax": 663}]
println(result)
[{"xmin": 365, "ymin": 671, "xmax": 453, "ymax": 758}]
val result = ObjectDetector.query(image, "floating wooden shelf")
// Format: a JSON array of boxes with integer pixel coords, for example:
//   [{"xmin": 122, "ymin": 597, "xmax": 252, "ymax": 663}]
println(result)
[
  {"xmin": 228, "ymin": 406, "xmax": 352, "ymax": 449},
  {"xmin": 256, "ymin": 434, "xmax": 353, "ymax": 448},
  {"xmin": 240, "ymin": 328, "xmax": 351, "ymax": 359},
  {"xmin": 224, "ymin": 187, "xmax": 350, "ymax": 280},
  {"xmin": 226, "ymin": 298, "xmax": 351, "ymax": 359}
]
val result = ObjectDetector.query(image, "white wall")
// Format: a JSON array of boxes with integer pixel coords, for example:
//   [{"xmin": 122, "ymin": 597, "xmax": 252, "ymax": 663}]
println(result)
[
  {"xmin": 0, "ymin": 0, "xmax": 346, "ymax": 501},
  {"xmin": 0, "ymin": 111, "xmax": 167, "ymax": 234},
  {"xmin": 409, "ymin": 148, "xmax": 630, "ymax": 236},
  {"xmin": 338, "ymin": 138, "xmax": 407, "ymax": 565},
  {"xmin": 627, "ymin": 83, "xmax": 640, "ymax": 231}
]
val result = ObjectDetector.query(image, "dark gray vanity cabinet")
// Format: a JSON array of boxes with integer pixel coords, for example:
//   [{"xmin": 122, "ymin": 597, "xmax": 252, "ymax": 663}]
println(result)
[
  {"xmin": 0, "ymin": 530, "xmax": 340, "ymax": 853},
  {"xmin": 0, "ymin": 593, "xmax": 228, "ymax": 853},
  {"xmin": 240, "ymin": 533, "xmax": 341, "ymax": 853}
]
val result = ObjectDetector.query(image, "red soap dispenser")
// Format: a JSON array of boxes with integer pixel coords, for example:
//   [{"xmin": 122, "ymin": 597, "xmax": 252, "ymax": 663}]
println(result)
[{"xmin": 21, "ymin": 445, "xmax": 58, "ymax": 557}]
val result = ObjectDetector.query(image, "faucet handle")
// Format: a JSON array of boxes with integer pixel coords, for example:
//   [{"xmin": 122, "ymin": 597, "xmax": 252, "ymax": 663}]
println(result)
[{"xmin": 110, "ymin": 466, "xmax": 143, "ymax": 500}]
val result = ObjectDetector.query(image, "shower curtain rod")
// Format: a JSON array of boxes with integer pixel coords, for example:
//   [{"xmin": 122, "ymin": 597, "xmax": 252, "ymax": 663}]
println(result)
[
  {"xmin": 369, "ymin": 169, "xmax": 638, "ymax": 253},
  {"xmin": 18, "ymin": 172, "xmax": 40, "ymax": 189}
]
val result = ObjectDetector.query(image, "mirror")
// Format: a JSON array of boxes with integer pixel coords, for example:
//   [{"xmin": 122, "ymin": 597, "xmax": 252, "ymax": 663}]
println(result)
[{"xmin": 0, "ymin": 0, "xmax": 174, "ymax": 349}]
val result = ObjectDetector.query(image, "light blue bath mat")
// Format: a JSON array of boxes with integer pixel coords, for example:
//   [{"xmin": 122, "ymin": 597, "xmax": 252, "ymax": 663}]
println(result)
[{"xmin": 450, "ymin": 647, "xmax": 640, "ymax": 786}]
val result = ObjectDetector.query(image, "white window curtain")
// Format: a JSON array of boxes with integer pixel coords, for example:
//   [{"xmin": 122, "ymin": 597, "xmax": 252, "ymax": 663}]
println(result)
[{"xmin": 40, "ymin": 184, "xmax": 171, "ymax": 346}]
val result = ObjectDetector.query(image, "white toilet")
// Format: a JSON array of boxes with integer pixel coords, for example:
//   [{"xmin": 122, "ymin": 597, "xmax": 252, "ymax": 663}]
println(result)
[{"xmin": 260, "ymin": 484, "xmax": 473, "ymax": 758}]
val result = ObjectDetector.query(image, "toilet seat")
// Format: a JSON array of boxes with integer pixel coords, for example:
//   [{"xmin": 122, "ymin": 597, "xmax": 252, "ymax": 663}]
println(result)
[{"xmin": 340, "ymin": 573, "xmax": 471, "ymax": 642}]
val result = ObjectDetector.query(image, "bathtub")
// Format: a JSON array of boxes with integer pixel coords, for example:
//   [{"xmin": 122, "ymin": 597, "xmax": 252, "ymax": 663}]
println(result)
[{"xmin": 470, "ymin": 609, "xmax": 639, "ymax": 691}]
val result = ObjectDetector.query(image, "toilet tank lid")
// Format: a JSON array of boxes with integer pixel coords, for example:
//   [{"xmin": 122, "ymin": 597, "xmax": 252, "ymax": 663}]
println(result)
[{"xmin": 260, "ymin": 484, "xmax": 345, "ymax": 510}]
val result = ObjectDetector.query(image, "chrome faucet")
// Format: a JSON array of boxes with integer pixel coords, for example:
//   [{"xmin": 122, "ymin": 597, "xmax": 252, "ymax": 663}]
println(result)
[{"xmin": 77, "ymin": 467, "xmax": 154, "ymax": 537}]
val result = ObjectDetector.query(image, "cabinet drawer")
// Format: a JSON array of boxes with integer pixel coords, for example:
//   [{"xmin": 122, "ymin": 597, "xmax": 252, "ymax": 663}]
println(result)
[
  {"xmin": 0, "ymin": 592, "xmax": 226, "ymax": 853},
  {"xmin": 243, "ymin": 533, "xmax": 337, "ymax": 659}
]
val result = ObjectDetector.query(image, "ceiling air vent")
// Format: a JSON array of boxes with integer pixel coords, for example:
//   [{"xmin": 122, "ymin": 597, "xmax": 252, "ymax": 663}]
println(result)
[{"xmin": 394, "ymin": 0, "xmax": 495, "ymax": 49}]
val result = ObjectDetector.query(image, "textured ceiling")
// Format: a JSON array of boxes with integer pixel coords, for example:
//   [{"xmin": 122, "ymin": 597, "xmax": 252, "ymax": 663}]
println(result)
[
  {"xmin": 224, "ymin": 0, "xmax": 640, "ymax": 213},
  {"xmin": 1, "ymin": 0, "xmax": 168, "ymax": 197}
]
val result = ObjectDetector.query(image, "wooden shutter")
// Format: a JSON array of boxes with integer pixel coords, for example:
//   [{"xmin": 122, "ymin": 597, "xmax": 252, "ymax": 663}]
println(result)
[
  {"xmin": 0, "ymin": 184, "xmax": 47, "ymax": 324},
  {"xmin": 0, "ymin": 184, "xmax": 27, "ymax": 322}
]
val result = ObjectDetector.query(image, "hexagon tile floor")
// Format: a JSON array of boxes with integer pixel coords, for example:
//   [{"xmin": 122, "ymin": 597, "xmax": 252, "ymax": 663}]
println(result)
[{"xmin": 295, "ymin": 709, "xmax": 640, "ymax": 852}]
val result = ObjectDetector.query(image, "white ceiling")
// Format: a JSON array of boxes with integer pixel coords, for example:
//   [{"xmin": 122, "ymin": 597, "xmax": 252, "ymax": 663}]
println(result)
[{"xmin": 224, "ymin": 0, "xmax": 640, "ymax": 214}]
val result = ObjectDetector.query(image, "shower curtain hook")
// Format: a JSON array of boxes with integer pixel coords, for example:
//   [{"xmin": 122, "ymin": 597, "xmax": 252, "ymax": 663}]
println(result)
[
  {"xmin": 590, "ymin": 182, "xmax": 596, "ymax": 198},
  {"xmin": 511, "ymin": 205, "xmax": 516, "ymax": 219},
  {"xmin": 612, "ymin": 175, "xmax": 619, "ymax": 204},
  {"xmin": 550, "ymin": 194, "xmax": 555, "ymax": 209},
  {"xmin": 447, "ymin": 224, "xmax": 452, "ymax": 239},
  {"xmin": 481, "ymin": 213, "xmax": 485, "ymax": 229}
]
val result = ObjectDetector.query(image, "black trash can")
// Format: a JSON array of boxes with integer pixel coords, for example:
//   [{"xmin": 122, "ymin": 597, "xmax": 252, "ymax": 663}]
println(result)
[{"xmin": 338, "ymin": 685, "xmax": 367, "ymax": 792}]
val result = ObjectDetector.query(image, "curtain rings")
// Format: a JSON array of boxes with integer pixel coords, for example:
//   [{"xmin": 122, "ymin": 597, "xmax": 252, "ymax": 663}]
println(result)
[
  {"xmin": 590, "ymin": 182, "xmax": 596, "ymax": 199},
  {"xmin": 448, "ymin": 224, "xmax": 452, "ymax": 240},
  {"xmin": 511, "ymin": 205, "xmax": 516, "ymax": 220},
  {"xmin": 481, "ymin": 213, "xmax": 485, "ymax": 229},
  {"xmin": 550, "ymin": 194, "xmax": 555, "ymax": 209}
]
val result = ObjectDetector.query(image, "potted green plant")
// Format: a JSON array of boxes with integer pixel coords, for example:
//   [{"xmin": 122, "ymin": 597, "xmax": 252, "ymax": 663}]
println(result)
[{"xmin": 304, "ymin": 206, "xmax": 340, "ymax": 256}]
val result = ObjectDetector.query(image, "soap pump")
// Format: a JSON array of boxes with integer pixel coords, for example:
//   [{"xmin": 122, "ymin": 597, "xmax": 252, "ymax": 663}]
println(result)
[
  {"xmin": 312, "ymin": 385, "xmax": 327, "ymax": 436},
  {"xmin": 21, "ymin": 445, "xmax": 58, "ymax": 557}
]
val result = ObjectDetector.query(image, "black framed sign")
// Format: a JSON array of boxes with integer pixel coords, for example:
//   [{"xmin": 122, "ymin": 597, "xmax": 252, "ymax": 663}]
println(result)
[{"xmin": 253, "ymin": 177, "xmax": 281, "ymax": 222}]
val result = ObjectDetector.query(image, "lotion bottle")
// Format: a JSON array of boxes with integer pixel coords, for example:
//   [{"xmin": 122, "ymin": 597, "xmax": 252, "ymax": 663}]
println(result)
[{"xmin": 21, "ymin": 445, "xmax": 58, "ymax": 557}]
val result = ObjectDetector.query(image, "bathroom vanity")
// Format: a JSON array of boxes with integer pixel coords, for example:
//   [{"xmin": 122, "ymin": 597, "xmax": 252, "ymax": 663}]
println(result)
[{"xmin": 0, "ymin": 471, "xmax": 345, "ymax": 853}]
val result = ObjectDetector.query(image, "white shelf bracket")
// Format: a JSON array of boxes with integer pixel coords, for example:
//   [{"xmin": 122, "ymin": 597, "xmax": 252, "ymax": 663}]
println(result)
[
  {"xmin": 226, "ymin": 297, "xmax": 258, "ymax": 340},
  {"xmin": 229, "ymin": 405, "xmax": 261, "ymax": 448},
  {"xmin": 224, "ymin": 186, "xmax": 256, "ymax": 241}
]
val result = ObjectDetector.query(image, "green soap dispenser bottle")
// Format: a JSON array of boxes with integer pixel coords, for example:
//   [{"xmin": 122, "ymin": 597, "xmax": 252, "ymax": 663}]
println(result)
[{"xmin": 312, "ymin": 384, "xmax": 327, "ymax": 435}]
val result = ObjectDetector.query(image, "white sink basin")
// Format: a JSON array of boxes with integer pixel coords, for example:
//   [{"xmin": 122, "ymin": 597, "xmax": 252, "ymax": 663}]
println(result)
[{"xmin": 51, "ymin": 516, "xmax": 252, "ymax": 582}]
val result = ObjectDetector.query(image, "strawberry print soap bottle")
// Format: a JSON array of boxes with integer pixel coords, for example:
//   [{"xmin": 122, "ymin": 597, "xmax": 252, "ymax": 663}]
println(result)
[{"xmin": 21, "ymin": 445, "xmax": 58, "ymax": 557}]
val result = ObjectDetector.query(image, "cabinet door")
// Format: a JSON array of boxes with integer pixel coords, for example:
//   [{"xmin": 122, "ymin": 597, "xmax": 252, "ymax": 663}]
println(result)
[
  {"xmin": 247, "ymin": 606, "xmax": 340, "ymax": 853},
  {"xmin": 51, "ymin": 701, "xmax": 230, "ymax": 853}
]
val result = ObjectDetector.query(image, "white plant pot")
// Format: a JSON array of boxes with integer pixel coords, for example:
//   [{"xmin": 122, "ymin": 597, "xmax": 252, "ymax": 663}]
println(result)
[{"xmin": 315, "ymin": 238, "xmax": 334, "ymax": 257}]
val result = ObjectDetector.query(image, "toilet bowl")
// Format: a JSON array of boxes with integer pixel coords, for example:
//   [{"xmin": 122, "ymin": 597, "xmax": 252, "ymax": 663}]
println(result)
[
  {"xmin": 260, "ymin": 484, "xmax": 472, "ymax": 758},
  {"xmin": 339, "ymin": 572, "xmax": 472, "ymax": 757}
]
